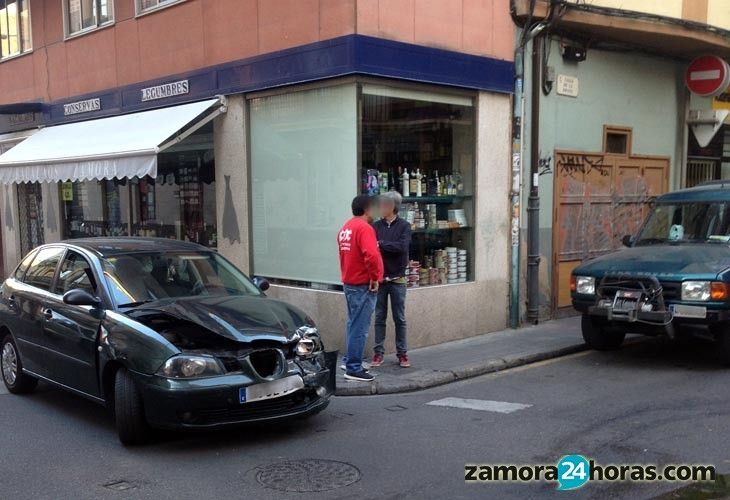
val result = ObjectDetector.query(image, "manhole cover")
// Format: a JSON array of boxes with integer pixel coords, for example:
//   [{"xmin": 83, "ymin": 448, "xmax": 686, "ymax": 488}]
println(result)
[{"xmin": 256, "ymin": 459, "xmax": 361, "ymax": 492}]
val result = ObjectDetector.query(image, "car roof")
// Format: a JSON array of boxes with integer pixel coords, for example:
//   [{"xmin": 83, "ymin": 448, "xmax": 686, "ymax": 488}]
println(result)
[
  {"xmin": 58, "ymin": 237, "xmax": 210, "ymax": 257},
  {"xmin": 657, "ymin": 181, "xmax": 730, "ymax": 203}
]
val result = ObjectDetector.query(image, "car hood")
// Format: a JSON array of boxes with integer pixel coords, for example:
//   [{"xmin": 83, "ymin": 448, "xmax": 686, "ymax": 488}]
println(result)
[
  {"xmin": 125, "ymin": 295, "xmax": 310, "ymax": 343},
  {"xmin": 574, "ymin": 244, "xmax": 730, "ymax": 280}
]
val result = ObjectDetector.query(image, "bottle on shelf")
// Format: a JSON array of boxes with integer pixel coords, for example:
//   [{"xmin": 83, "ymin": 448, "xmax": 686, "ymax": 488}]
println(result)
[
  {"xmin": 402, "ymin": 168, "xmax": 410, "ymax": 197},
  {"xmin": 415, "ymin": 169, "xmax": 423, "ymax": 197}
]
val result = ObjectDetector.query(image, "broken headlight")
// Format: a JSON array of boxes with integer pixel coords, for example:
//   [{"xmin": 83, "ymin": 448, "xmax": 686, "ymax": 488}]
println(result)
[
  {"xmin": 157, "ymin": 354, "xmax": 225, "ymax": 379},
  {"xmin": 295, "ymin": 326, "xmax": 322, "ymax": 357}
]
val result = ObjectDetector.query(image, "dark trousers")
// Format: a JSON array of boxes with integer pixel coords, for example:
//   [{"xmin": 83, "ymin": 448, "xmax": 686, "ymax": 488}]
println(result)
[{"xmin": 374, "ymin": 281, "xmax": 407, "ymax": 355}]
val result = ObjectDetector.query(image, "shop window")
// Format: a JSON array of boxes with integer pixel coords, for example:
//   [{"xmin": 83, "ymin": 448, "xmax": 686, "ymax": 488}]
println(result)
[
  {"xmin": 60, "ymin": 124, "xmax": 216, "ymax": 247},
  {"xmin": 361, "ymin": 84, "xmax": 475, "ymax": 287},
  {"xmin": 603, "ymin": 126, "xmax": 632, "ymax": 155},
  {"xmin": 63, "ymin": 0, "xmax": 113, "ymax": 38},
  {"xmin": 17, "ymin": 182, "xmax": 44, "ymax": 256},
  {"xmin": 62, "ymin": 180, "xmax": 129, "ymax": 238},
  {"xmin": 135, "ymin": 0, "xmax": 184, "ymax": 15},
  {"xmin": 250, "ymin": 85, "xmax": 358, "ymax": 285},
  {"xmin": 0, "ymin": 0, "xmax": 31, "ymax": 59}
]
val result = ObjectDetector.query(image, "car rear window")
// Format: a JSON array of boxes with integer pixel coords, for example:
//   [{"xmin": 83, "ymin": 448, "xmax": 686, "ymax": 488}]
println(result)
[{"xmin": 24, "ymin": 247, "xmax": 64, "ymax": 292}]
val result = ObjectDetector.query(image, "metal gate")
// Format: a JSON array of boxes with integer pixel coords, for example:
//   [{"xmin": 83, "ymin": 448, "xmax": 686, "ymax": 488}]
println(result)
[
  {"xmin": 17, "ymin": 182, "xmax": 44, "ymax": 256},
  {"xmin": 552, "ymin": 151, "xmax": 670, "ymax": 309}
]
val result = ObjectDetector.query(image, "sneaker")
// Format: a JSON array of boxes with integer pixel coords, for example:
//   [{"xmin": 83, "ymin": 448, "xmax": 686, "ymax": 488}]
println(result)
[
  {"xmin": 397, "ymin": 353, "xmax": 411, "ymax": 368},
  {"xmin": 344, "ymin": 370, "xmax": 375, "ymax": 382},
  {"xmin": 370, "ymin": 353, "xmax": 384, "ymax": 367}
]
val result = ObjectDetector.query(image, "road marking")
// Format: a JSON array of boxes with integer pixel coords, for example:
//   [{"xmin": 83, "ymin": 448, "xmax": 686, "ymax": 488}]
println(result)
[{"xmin": 426, "ymin": 397, "xmax": 531, "ymax": 414}]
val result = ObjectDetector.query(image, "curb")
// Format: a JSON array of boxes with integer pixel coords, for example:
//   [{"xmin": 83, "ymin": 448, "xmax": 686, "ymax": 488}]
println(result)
[{"xmin": 334, "ymin": 343, "xmax": 588, "ymax": 396}]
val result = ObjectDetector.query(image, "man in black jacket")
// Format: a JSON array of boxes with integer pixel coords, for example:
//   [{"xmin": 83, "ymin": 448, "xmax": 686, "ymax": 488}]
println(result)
[{"xmin": 372, "ymin": 191, "xmax": 412, "ymax": 368}]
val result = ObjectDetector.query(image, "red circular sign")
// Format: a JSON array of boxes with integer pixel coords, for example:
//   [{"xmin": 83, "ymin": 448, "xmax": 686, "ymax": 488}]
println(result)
[{"xmin": 686, "ymin": 55, "xmax": 730, "ymax": 97}]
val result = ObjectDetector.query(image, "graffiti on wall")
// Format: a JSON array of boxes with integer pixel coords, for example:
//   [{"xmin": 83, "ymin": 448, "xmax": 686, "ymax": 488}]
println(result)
[{"xmin": 557, "ymin": 153, "xmax": 610, "ymax": 178}]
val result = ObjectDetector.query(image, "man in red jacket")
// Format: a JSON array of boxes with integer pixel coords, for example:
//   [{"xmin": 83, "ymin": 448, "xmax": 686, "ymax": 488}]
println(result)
[{"xmin": 338, "ymin": 195, "xmax": 384, "ymax": 381}]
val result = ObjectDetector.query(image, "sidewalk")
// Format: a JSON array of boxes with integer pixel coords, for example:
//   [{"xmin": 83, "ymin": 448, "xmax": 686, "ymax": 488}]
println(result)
[{"xmin": 336, "ymin": 316, "xmax": 584, "ymax": 396}]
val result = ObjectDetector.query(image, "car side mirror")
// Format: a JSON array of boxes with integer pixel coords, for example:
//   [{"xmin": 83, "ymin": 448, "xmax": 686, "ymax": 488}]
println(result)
[
  {"xmin": 63, "ymin": 289, "xmax": 102, "ymax": 308},
  {"xmin": 252, "ymin": 276, "xmax": 270, "ymax": 292},
  {"xmin": 621, "ymin": 235, "xmax": 633, "ymax": 247}
]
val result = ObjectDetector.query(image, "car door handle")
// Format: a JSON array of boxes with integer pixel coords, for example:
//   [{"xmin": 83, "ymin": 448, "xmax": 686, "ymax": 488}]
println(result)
[{"xmin": 43, "ymin": 308, "xmax": 54, "ymax": 321}]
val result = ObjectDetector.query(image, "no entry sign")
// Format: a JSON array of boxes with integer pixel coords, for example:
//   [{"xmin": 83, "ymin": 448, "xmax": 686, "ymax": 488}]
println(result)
[{"xmin": 685, "ymin": 55, "xmax": 730, "ymax": 97}]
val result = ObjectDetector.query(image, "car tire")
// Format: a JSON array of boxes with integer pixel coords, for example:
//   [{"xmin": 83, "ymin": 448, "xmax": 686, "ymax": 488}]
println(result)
[
  {"xmin": 114, "ymin": 367, "xmax": 150, "ymax": 446},
  {"xmin": 1, "ymin": 334, "xmax": 38, "ymax": 394},
  {"xmin": 581, "ymin": 315, "xmax": 626, "ymax": 351}
]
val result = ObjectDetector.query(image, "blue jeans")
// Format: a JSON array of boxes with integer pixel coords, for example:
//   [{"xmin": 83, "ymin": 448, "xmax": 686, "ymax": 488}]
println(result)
[
  {"xmin": 343, "ymin": 284, "xmax": 377, "ymax": 373},
  {"xmin": 374, "ymin": 282, "xmax": 407, "ymax": 355}
]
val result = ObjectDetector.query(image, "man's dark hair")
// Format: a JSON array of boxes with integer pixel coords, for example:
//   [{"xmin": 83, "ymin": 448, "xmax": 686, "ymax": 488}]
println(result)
[{"xmin": 351, "ymin": 194, "xmax": 374, "ymax": 216}]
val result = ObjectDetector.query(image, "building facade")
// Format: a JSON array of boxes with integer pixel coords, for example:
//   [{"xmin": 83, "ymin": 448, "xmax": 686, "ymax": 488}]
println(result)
[
  {"xmin": 512, "ymin": 0, "xmax": 730, "ymax": 319},
  {"xmin": 0, "ymin": 0, "xmax": 515, "ymax": 351}
]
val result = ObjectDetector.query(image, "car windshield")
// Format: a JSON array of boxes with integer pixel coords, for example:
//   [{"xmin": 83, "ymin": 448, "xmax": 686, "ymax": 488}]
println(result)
[
  {"xmin": 101, "ymin": 251, "xmax": 261, "ymax": 307},
  {"xmin": 635, "ymin": 202, "xmax": 730, "ymax": 246}
]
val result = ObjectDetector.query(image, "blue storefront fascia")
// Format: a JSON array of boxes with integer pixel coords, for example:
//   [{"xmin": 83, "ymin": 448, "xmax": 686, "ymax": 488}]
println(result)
[{"xmin": 0, "ymin": 34, "xmax": 514, "ymax": 133}]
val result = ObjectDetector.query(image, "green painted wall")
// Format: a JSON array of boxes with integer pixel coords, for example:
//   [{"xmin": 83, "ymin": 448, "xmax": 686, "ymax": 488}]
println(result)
[{"xmin": 521, "ymin": 38, "xmax": 687, "ymax": 312}]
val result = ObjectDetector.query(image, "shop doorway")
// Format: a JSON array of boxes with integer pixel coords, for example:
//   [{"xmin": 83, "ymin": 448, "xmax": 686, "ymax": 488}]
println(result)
[
  {"xmin": 18, "ymin": 182, "xmax": 44, "ymax": 256},
  {"xmin": 552, "ymin": 127, "xmax": 670, "ymax": 311}
]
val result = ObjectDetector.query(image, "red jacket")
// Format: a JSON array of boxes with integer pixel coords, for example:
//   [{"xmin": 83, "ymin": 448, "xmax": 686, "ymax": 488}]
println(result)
[{"xmin": 338, "ymin": 217, "xmax": 384, "ymax": 285}]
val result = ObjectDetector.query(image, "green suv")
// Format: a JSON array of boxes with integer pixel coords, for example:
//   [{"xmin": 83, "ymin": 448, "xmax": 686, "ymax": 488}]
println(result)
[{"xmin": 571, "ymin": 182, "xmax": 730, "ymax": 363}]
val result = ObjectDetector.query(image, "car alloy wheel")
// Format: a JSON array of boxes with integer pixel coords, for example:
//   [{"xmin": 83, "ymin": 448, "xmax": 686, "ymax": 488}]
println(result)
[{"xmin": 2, "ymin": 342, "xmax": 18, "ymax": 385}]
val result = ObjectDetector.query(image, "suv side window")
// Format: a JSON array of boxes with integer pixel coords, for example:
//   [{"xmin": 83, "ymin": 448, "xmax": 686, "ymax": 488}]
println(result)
[
  {"xmin": 56, "ymin": 251, "xmax": 96, "ymax": 296},
  {"xmin": 24, "ymin": 247, "xmax": 64, "ymax": 292},
  {"xmin": 13, "ymin": 250, "xmax": 37, "ymax": 281}
]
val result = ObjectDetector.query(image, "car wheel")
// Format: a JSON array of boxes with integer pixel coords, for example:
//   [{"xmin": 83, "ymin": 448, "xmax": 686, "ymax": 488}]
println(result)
[
  {"xmin": 114, "ymin": 367, "xmax": 150, "ymax": 446},
  {"xmin": 581, "ymin": 315, "xmax": 625, "ymax": 351},
  {"xmin": 1, "ymin": 334, "xmax": 37, "ymax": 394}
]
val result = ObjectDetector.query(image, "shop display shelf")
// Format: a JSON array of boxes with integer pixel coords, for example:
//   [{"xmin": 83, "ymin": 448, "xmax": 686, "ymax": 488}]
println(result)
[
  {"xmin": 401, "ymin": 195, "xmax": 472, "ymax": 204},
  {"xmin": 412, "ymin": 226, "xmax": 470, "ymax": 234}
]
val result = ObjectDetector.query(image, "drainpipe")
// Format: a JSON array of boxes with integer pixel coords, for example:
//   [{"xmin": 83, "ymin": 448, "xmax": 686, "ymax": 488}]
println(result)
[
  {"xmin": 526, "ymin": 34, "xmax": 542, "ymax": 325},
  {"xmin": 510, "ymin": 22, "xmax": 546, "ymax": 328}
]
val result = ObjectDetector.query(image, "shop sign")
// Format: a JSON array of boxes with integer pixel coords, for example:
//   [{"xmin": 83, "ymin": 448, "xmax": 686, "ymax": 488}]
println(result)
[
  {"xmin": 685, "ymin": 55, "xmax": 730, "ymax": 98},
  {"xmin": 61, "ymin": 182, "xmax": 74, "ymax": 201},
  {"xmin": 63, "ymin": 98, "xmax": 101, "ymax": 116},
  {"xmin": 141, "ymin": 80, "xmax": 189, "ymax": 102},
  {"xmin": 8, "ymin": 112, "xmax": 35, "ymax": 125},
  {"xmin": 556, "ymin": 75, "xmax": 579, "ymax": 97}
]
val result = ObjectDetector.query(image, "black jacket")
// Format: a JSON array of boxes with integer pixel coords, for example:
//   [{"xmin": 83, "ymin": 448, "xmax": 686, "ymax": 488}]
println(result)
[{"xmin": 373, "ymin": 216, "xmax": 412, "ymax": 280}]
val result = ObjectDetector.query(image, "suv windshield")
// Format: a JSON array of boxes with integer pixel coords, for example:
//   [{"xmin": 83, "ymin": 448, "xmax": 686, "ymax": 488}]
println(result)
[
  {"xmin": 635, "ymin": 202, "xmax": 730, "ymax": 246},
  {"xmin": 101, "ymin": 251, "xmax": 261, "ymax": 307}
]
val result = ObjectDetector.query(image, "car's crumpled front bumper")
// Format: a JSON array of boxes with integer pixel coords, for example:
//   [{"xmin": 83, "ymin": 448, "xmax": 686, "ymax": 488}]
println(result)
[{"xmin": 134, "ymin": 351, "xmax": 337, "ymax": 429}]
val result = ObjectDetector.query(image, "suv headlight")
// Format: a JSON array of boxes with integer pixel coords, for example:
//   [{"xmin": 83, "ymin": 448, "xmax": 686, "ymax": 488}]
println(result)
[
  {"xmin": 157, "ymin": 355, "xmax": 225, "ymax": 379},
  {"xmin": 681, "ymin": 281, "xmax": 711, "ymax": 301},
  {"xmin": 574, "ymin": 276, "xmax": 595, "ymax": 295}
]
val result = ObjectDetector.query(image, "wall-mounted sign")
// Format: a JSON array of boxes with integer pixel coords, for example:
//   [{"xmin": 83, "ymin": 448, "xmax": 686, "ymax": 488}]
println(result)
[
  {"xmin": 61, "ymin": 182, "xmax": 74, "ymax": 201},
  {"xmin": 63, "ymin": 98, "xmax": 101, "ymax": 116},
  {"xmin": 141, "ymin": 80, "xmax": 189, "ymax": 102},
  {"xmin": 556, "ymin": 74, "xmax": 579, "ymax": 97},
  {"xmin": 8, "ymin": 112, "xmax": 35, "ymax": 125},
  {"xmin": 686, "ymin": 55, "xmax": 730, "ymax": 98}
]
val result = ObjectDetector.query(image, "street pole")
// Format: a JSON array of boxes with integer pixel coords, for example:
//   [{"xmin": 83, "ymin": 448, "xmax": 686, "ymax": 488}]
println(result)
[
  {"xmin": 526, "ymin": 34, "xmax": 542, "ymax": 325},
  {"xmin": 509, "ymin": 50, "xmax": 525, "ymax": 329}
]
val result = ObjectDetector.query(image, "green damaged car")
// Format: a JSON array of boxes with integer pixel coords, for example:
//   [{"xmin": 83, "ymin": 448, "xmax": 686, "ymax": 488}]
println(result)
[{"xmin": 571, "ymin": 182, "xmax": 730, "ymax": 363}]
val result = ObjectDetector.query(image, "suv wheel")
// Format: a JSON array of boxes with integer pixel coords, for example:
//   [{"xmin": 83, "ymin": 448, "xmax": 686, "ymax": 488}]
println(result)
[
  {"xmin": 114, "ymin": 367, "xmax": 150, "ymax": 446},
  {"xmin": 1, "ymin": 334, "xmax": 38, "ymax": 394},
  {"xmin": 581, "ymin": 315, "xmax": 626, "ymax": 351}
]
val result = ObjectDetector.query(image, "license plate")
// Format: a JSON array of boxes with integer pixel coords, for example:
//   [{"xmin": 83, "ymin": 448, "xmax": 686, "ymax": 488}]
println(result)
[
  {"xmin": 670, "ymin": 304, "xmax": 707, "ymax": 319},
  {"xmin": 239, "ymin": 375, "xmax": 304, "ymax": 404}
]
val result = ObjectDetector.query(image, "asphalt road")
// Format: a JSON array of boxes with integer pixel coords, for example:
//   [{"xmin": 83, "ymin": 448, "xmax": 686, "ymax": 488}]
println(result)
[{"xmin": 1, "ymin": 336, "xmax": 729, "ymax": 500}]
